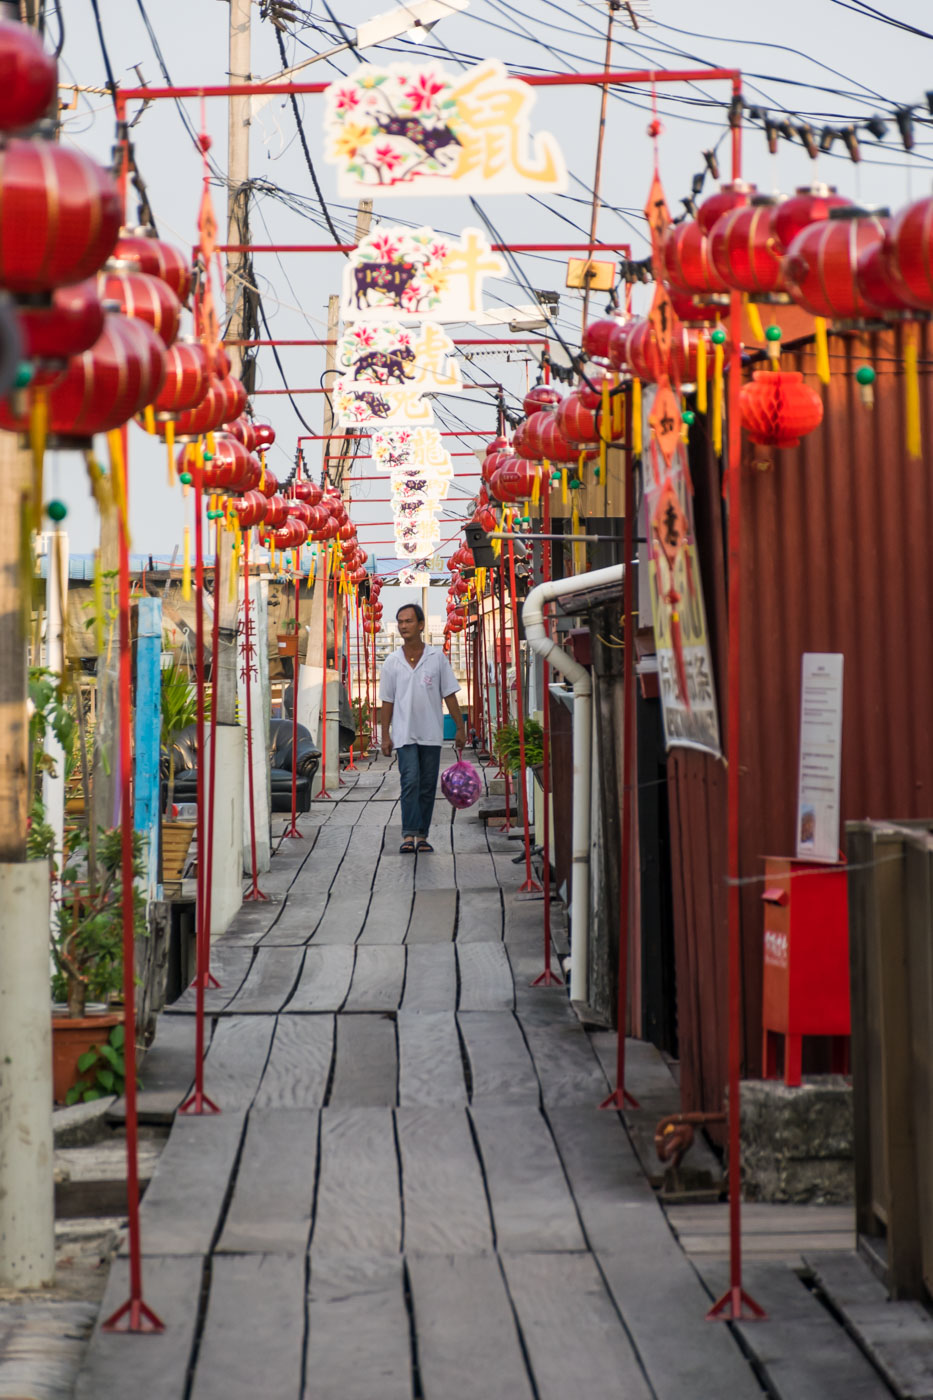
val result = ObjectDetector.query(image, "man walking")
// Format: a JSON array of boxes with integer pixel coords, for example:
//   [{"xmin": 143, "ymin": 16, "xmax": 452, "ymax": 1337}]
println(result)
[{"xmin": 380, "ymin": 602, "xmax": 466, "ymax": 853}]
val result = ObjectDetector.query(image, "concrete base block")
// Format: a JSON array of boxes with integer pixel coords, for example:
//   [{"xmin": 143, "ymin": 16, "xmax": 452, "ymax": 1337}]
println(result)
[
  {"xmin": 208, "ymin": 725, "xmax": 244, "ymax": 935},
  {"xmin": 737, "ymin": 1075, "xmax": 854, "ymax": 1204}
]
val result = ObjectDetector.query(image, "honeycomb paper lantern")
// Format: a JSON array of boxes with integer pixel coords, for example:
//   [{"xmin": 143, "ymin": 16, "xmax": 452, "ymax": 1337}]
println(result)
[{"xmin": 740, "ymin": 371, "xmax": 823, "ymax": 448}]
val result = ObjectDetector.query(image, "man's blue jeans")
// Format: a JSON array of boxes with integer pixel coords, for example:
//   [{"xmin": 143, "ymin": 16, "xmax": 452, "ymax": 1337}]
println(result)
[{"xmin": 396, "ymin": 744, "xmax": 442, "ymax": 838}]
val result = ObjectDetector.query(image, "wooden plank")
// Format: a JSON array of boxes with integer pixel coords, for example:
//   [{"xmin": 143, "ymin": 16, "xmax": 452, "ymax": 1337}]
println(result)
[
  {"xmin": 201, "ymin": 1015, "xmax": 277, "ymax": 1109},
  {"xmin": 546, "ymin": 1106, "xmax": 657, "ymax": 1244},
  {"xmin": 406, "ymin": 889, "xmax": 457, "ymax": 944},
  {"xmin": 519, "ymin": 1022, "xmax": 609, "ymax": 1106},
  {"xmin": 678, "ymin": 1233, "xmax": 855, "ymax": 1258},
  {"xmin": 221, "ymin": 945, "xmax": 305, "ymax": 1014},
  {"xmin": 0, "ymin": 1300, "xmax": 98, "ymax": 1400},
  {"xmin": 470, "ymin": 1105, "xmax": 584, "ymax": 1252},
  {"xmin": 311, "ymin": 1107, "xmax": 402, "ymax": 1256},
  {"xmin": 328, "ymin": 1014, "xmax": 398, "ymax": 1108},
  {"xmin": 407, "ymin": 1254, "xmax": 533, "ymax": 1399},
  {"xmin": 164, "ymin": 943, "xmax": 254, "ymax": 1014},
  {"xmin": 109, "ymin": 1013, "xmax": 195, "ymax": 1123},
  {"xmin": 451, "ymin": 815, "xmax": 492, "ymax": 853},
  {"xmin": 285, "ymin": 945, "xmax": 355, "ymax": 1012},
  {"xmin": 75, "ymin": 1256, "xmax": 203, "ymax": 1400},
  {"xmin": 354, "ymin": 796, "xmax": 398, "ymax": 824},
  {"xmin": 357, "ymin": 889, "xmax": 412, "ymax": 946},
  {"xmin": 343, "ymin": 945, "xmax": 406, "ymax": 1012},
  {"xmin": 458, "ymin": 942, "xmax": 514, "ymax": 1011},
  {"xmin": 503, "ymin": 1252, "xmax": 654, "ymax": 1400},
  {"xmin": 401, "ymin": 944, "xmax": 457, "ymax": 1011},
  {"xmin": 453, "ymin": 852, "xmax": 500, "ymax": 889},
  {"xmin": 331, "ymin": 824, "xmax": 384, "ymax": 892},
  {"xmin": 306, "ymin": 1254, "xmax": 411, "ymax": 1400},
  {"xmin": 458, "ymin": 1011, "xmax": 540, "ymax": 1104},
  {"xmin": 311, "ymin": 893, "xmax": 373, "ymax": 945},
  {"xmin": 260, "ymin": 893, "xmax": 329, "ymax": 946},
  {"xmin": 254, "ymin": 1014, "xmax": 334, "ymax": 1110},
  {"xmin": 397, "ymin": 1011, "xmax": 466, "ymax": 1107},
  {"xmin": 224, "ymin": 898, "xmax": 285, "ymax": 946},
  {"xmin": 668, "ymin": 1203, "xmax": 854, "ymax": 1235},
  {"xmin": 132, "ymin": 1112, "xmax": 246, "ymax": 1255},
  {"xmin": 397, "ymin": 1107, "xmax": 493, "ymax": 1254},
  {"xmin": 371, "ymin": 847, "xmax": 415, "ymax": 895},
  {"xmin": 414, "ymin": 853, "xmax": 456, "ymax": 889},
  {"xmin": 457, "ymin": 888, "xmax": 503, "ymax": 943},
  {"xmin": 809, "ymin": 1251, "xmax": 933, "ymax": 1400},
  {"xmin": 217, "ymin": 1108, "xmax": 318, "ymax": 1254},
  {"xmin": 191, "ymin": 1254, "xmax": 305, "ymax": 1400}
]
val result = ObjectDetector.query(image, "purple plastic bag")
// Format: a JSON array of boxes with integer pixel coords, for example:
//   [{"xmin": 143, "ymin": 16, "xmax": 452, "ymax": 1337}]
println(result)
[{"xmin": 440, "ymin": 759, "xmax": 482, "ymax": 810}]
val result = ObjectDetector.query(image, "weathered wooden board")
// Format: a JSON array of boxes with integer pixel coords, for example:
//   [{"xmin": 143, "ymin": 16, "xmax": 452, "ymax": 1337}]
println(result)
[
  {"xmin": 285, "ymin": 945, "xmax": 355, "ymax": 1012},
  {"xmin": 217, "ymin": 1108, "xmax": 318, "ymax": 1254},
  {"xmin": 457, "ymin": 942, "xmax": 514, "ymax": 1011},
  {"xmin": 311, "ymin": 1107, "xmax": 402, "ymax": 1256},
  {"xmin": 223, "ymin": 899, "xmax": 283, "ymax": 946},
  {"xmin": 414, "ymin": 854, "xmax": 456, "ymax": 890},
  {"xmin": 808, "ymin": 1251, "xmax": 933, "ymax": 1400},
  {"xmin": 253, "ymin": 1014, "xmax": 334, "ymax": 1110},
  {"xmin": 456, "ymin": 889, "xmax": 502, "ymax": 943},
  {"xmin": 132, "ymin": 1111, "xmax": 246, "ymax": 1255},
  {"xmin": 470, "ymin": 1105, "xmax": 584, "ymax": 1252},
  {"xmin": 518, "ymin": 1021, "xmax": 609, "ymax": 1106},
  {"xmin": 201, "ymin": 1015, "xmax": 277, "ymax": 1109},
  {"xmin": 452, "ymin": 852, "xmax": 500, "ymax": 889},
  {"xmin": 354, "ymin": 796, "xmax": 397, "ymax": 824},
  {"xmin": 311, "ymin": 893, "xmax": 372, "ymax": 945},
  {"xmin": 401, "ymin": 944, "xmax": 457, "ymax": 1011},
  {"xmin": 356, "ymin": 889, "xmax": 412, "ymax": 945},
  {"xmin": 323, "ymin": 801, "xmax": 364, "ymax": 825},
  {"xmin": 328, "ymin": 1014, "xmax": 397, "ymax": 1107},
  {"xmin": 191, "ymin": 1254, "xmax": 306, "ymax": 1400},
  {"xmin": 396, "ymin": 1107, "xmax": 493, "ymax": 1254},
  {"xmin": 260, "ymin": 894, "xmax": 329, "ymax": 946},
  {"xmin": 371, "ymin": 849, "xmax": 416, "ymax": 896},
  {"xmin": 397, "ymin": 1011, "xmax": 466, "ymax": 1107},
  {"xmin": 164, "ymin": 943, "xmax": 254, "ymax": 1015},
  {"xmin": 343, "ymin": 945, "xmax": 406, "ymax": 1012},
  {"xmin": 109, "ymin": 1013, "xmax": 195, "ymax": 1123},
  {"xmin": 407, "ymin": 1254, "xmax": 534, "ymax": 1399},
  {"xmin": 75, "ymin": 1256, "xmax": 203, "ymax": 1400},
  {"xmin": 546, "ymin": 1106, "xmax": 653, "ymax": 1241},
  {"xmin": 451, "ymin": 815, "xmax": 492, "ymax": 853},
  {"xmin": 503, "ymin": 1252, "xmax": 653, "ymax": 1400},
  {"xmin": 221, "ymin": 945, "xmax": 305, "ymax": 1014},
  {"xmin": 305, "ymin": 1254, "xmax": 411, "ymax": 1400},
  {"xmin": 406, "ymin": 889, "xmax": 457, "ymax": 944},
  {"xmin": 0, "ymin": 1299, "xmax": 98, "ymax": 1400},
  {"xmin": 458, "ymin": 1011, "xmax": 540, "ymax": 1104},
  {"xmin": 257, "ymin": 832, "xmax": 319, "ymax": 895}
]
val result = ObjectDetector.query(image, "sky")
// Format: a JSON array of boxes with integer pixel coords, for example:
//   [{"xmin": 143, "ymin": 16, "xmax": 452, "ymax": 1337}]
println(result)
[{"xmin": 50, "ymin": 0, "xmax": 933, "ymax": 566}]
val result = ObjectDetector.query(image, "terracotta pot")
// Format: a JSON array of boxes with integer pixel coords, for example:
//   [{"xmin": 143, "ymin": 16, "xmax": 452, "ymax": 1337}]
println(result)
[{"xmin": 51, "ymin": 1010, "xmax": 123, "ymax": 1105}]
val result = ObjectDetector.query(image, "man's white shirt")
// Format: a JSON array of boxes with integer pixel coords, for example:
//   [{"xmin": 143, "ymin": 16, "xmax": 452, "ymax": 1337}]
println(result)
[{"xmin": 380, "ymin": 644, "xmax": 459, "ymax": 747}]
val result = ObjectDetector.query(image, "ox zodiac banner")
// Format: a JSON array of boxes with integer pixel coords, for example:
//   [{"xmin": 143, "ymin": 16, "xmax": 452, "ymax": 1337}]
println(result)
[
  {"xmin": 341, "ymin": 227, "xmax": 505, "ymax": 323},
  {"xmin": 333, "ymin": 322, "xmax": 462, "ymax": 428}
]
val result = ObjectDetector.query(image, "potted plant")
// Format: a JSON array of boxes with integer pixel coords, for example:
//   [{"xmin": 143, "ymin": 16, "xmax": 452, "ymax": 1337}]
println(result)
[
  {"xmin": 277, "ymin": 615, "xmax": 299, "ymax": 658},
  {"xmin": 160, "ymin": 659, "xmax": 198, "ymax": 883},
  {"xmin": 494, "ymin": 719, "xmax": 544, "ymax": 777}
]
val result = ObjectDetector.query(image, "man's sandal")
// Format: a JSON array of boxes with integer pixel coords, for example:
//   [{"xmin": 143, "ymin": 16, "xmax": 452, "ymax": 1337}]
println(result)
[
  {"xmin": 416, "ymin": 839, "xmax": 434, "ymax": 853},
  {"xmin": 399, "ymin": 839, "xmax": 416, "ymax": 854}
]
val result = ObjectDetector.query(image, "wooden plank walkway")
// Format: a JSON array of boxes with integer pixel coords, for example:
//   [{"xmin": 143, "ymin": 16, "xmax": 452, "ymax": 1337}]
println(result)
[{"xmin": 74, "ymin": 751, "xmax": 893, "ymax": 1400}]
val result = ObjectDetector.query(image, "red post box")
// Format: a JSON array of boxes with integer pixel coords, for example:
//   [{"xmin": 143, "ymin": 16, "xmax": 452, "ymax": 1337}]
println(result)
[{"xmin": 761, "ymin": 856, "xmax": 850, "ymax": 1086}]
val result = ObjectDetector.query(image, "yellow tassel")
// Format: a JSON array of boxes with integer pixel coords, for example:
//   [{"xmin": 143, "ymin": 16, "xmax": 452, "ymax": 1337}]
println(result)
[
  {"xmin": 632, "ymin": 379, "xmax": 643, "ymax": 455},
  {"xmin": 601, "ymin": 377, "xmax": 611, "ymax": 472},
  {"xmin": 93, "ymin": 548, "xmax": 104, "ymax": 655},
  {"xmin": 712, "ymin": 342, "xmax": 724, "ymax": 457},
  {"xmin": 612, "ymin": 374, "xmax": 624, "ymax": 439},
  {"xmin": 166, "ymin": 419, "xmax": 176, "ymax": 485},
  {"xmin": 106, "ymin": 430, "xmax": 130, "ymax": 547},
  {"xmin": 814, "ymin": 317, "xmax": 831, "ymax": 385},
  {"xmin": 561, "ymin": 469, "xmax": 568, "ymax": 506},
  {"xmin": 143, "ymin": 403, "xmax": 156, "ymax": 434},
  {"xmin": 29, "ymin": 386, "xmax": 48, "ymax": 528},
  {"xmin": 744, "ymin": 296, "xmax": 765, "ymax": 344},
  {"xmin": 229, "ymin": 528, "xmax": 241, "ymax": 603},
  {"xmin": 206, "ymin": 431, "xmax": 216, "ymax": 456},
  {"xmin": 905, "ymin": 326, "xmax": 922, "ymax": 459},
  {"xmin": 531, "ymin": 466, "xmax": 541, "ymax": 507},
  {"xmin": 695, "ymin": 336, "xmax": 708, "ymax": 413},
  {"xmin": 182, "ymin": 525, "xmax": 191, "ymax": 600}
]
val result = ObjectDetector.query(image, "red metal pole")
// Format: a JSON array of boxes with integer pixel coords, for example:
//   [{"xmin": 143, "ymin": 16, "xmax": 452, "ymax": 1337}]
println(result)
[
  {"xmin": 283, "ymin": 562, "xmax": 303, "ymax": 839},
  {"xmin": 242, "ymin": 533, "xmax": 270, "ymax": 901},
  {"xmin": 197, "ymin": 509, "xmax": 222, "ymax": 984},
  {"xmin": 531, "ymin": 479, "xmax": 562, "ymax": 987},
  {"xmin": 600, "ymin": 389, "xmax": 639, "ymax": 1110},
  {"xmin": 497, "ymin": 555, "xmax": 512, "ymax": 832},
  {"xmin": 316, "ymin": 548, "xmax": 332, "ymax": 799},
  {"xmin": 507, "ymin": 517, "xmax": 541, "ymax": 894},
  {"xmin": 344, "ymin": 578, "xmax": 358, "ymax": 772},
  {"xmin": 333, "ymin": 568, "xmax": 345, "ymax": 785}
]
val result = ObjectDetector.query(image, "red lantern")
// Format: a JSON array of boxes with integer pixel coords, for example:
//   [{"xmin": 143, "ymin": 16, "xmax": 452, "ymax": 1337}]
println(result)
[
  {"xmin": 349, "ymin": 566, "xmax": 368, "ymax": 584},
  {"xmin": 0, "ymin": 21, "xmax": 58, "ymax": 132},
  {"xmin": 241, "ymin": 454, "xmax": 262, "ymax": 492},
  {"xmin": 623, "ymin": 319, "xmax": 713, "ymax": 384},
  {"xmin": 453, "ymin": 576, "xmax": 470, "ymax": 596},
  {"xmin": 259, "ymin": 468, "xmax": 280, "ymax": 498},
  {"xmin": 708, "ymin": 197, "xmax": 784, "ymax": 296},
  {"xmin": 253, "ymin": 422, "xmax": 276, "ymax": 449},
  {"xmin": 215, "ymin": 375, "xmax": 247, "ymax": 424},
  {"xmin": 305, "ymin": 505, "xmax": 330, "ymax": 534},
  {"xmin": 447, "ymin": 614, "xmax": 466, "ymax": 634},
  {"xmin": 769, "ymin": 184, "xmax": 851, "ymax": 257},
  {"xmin": 153, "ymin": 339, "xmax": 210, "ymax": 417},
  {"xmin": 783, "ymin": 208, "xmax": 886, "ymax": 319},
  {"xmin": 0, "ymin": 139, "xmax": 121, "ymax": 293},
  {"xmin": 288, "ymin": 500, "xmax": 313, "ymax": 528},
  {"xmin": 224, "ymin": 415, "xmax": 259, "ymax": 453},
  {"xmin": 662, "ymin": 220, "xmax": 728, "ymax": 297},
  {"xmin": 557, "ymin": 392, "xmax": 599, "ymax": 445},
  {"xmin": 666, "ymin": 288, "xmax": 715, "ymax": 324},
  {"xmin": 317, "ymin": 515, "xmax": 341, "ymax": 541},
  {"xmin": 483, "ymin": 447, "xmax": 510, "ymax": 483},
  {"xmin": 856, "ymin": 236, "xmax": 926, "ymax": 315},
  {"xmin": 273, "ymin": 518, "xmax": 308, "ymax": 550},
  {"xmin": 113, "ymin": 232, "xmax": 192, "ymax": 304},
  {"xmin": 493, "ymin": 456, "xmax": 540, "ymax": 502},
  {"xmin": 882, "ymin": 196, "xmax": 933, "ymax": 309},
  {"xmin": 511, "ymin": 418, "xmax": 539, "ymax": 461},
  {"xmin": 304, "ymin": 479, "xmax": 324, "ymax": 507},
  {"xmin": 522, "ymin": 384, "xmax": 562, "ymax": 417},
  {"xmin": 697, "ymin": 181, "xmax": 755, "ymax": 234},
  {"xmin": 231, "ymin": 490, "xmax": 267, "ymax": 529},
  {"xmin": 263, "ymin": 495, "xmax": 289, "ymax": 530},
  {"xmin": 740, "ymin": 371, "xmax": 823, "ymax": 448},
  {"xmin": 201, "ymin": 434, "xmax": 252, "ymax": 492},
  {"xmin": 338, "ymin": 522, "xmax": 357, "ymax": 542},
  {"xmin": 0, "ymin": 313, "xmax": 164, "ymax": 439},
  {"xmin": 99, "ymin": 269, "xmax": 181, "ymax": 347},
  {"xmin": 17, "ymin": 279, "xmax": 103, "ymax": 363},
  {"xmin": 156, "ymin": 380, "xmax": 228, "ymax": 439},
  {"xmin": 538, "ymin": 415, "xmax": 583, "ymax": 464},
  {"xmin": 472, "ymin": 505, "xmax": 497, "ymax": 532},
  {"xmin": 211, "ymin": 345, "xmax": 231, "ymax": 379},
  {"xmin": 582, "ymin": 319, "xmax": 621, "ymax": 363}
]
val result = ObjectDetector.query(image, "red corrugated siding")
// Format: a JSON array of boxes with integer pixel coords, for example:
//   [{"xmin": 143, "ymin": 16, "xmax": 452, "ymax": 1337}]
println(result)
[{"xmin": 668, "ymin": 327, "xmax": 933, "ymax": 1117}]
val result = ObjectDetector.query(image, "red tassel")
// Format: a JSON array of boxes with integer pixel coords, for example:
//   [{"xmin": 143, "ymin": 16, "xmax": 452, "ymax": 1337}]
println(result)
[{"xmin": 669, "ymin": 591, "xmax": 691, "ymax": 711}]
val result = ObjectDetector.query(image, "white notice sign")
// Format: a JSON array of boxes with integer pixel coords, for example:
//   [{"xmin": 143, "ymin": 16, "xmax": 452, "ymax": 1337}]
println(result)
[{"xmin": 795, "ymin": 653, "xmax": 844, "ymax": 862}]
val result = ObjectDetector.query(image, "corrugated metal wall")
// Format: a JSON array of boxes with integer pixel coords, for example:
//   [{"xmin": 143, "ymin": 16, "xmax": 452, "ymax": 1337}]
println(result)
[{"xmin": 668, "ymin": 326, "xmax": 933, "ymax": 1117}]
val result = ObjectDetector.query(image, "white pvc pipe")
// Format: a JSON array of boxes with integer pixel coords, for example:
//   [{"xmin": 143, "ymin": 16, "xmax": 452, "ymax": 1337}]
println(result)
[{"xmin": 522, "ymin": 564, "xmax": 624, "ymax": 1004}]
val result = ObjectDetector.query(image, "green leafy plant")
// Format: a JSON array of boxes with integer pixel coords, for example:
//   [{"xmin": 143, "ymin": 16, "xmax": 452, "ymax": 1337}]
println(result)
[
  {"xmin": 281, "ymin": 616, "xmax": 299, "ymax": 634},
  {"xmin": 28, "ymin": 666, "xmax": 77, "ymax": 793},
  {"xmin": 494, "ymin": 720, "xmax": 544, "ymax": 775},
  {"xmin": 161, "ymin": 662, "xmax": 197, "ymax": 819},
  {"xmin": 65, "ymin": 1024, "xmax": 131, "ymax": 1105}
]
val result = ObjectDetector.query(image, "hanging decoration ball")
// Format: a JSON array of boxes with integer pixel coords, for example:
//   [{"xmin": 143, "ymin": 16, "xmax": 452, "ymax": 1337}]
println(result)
[
  {"xmin": 202, "ymin": 451, "xmax": 214, "ymax": 462},
  {"xmin": 0, "ymin": 21, "xmax": 58, "ymax": 131},
  {"xmin": 582, "ymin": 318, "xmax": 622, "ymax": 364},
  {"xmin": 682, "ymin": 409, "xmax": 696, "ymax": 425},
  {"xmin": 46, "ymin": 499, "xmax": 67, "ymax": 522},
  {"xmin": 697, "ymin": 180, "xmax": 756, "ymax": 234},
  {"xmin": 764, "ymin": 325, "xmax": 782, "ymax": 343},
  {"xmin": 708, "ymin": 196, "xmax": 784, "ymax": 297},
  {"xmin": 179, "ymin": 471, "xmax": 193, "ymax": 485},
  {"xmin": 152, "ymin": 339, "xmax": 210, "ymax": 417},
  {"xmin": 522, "ymin": 384, "xmax": 562, "ymax": 417},
  {"xmin": 782, "ymin": 207, "xmax": 887, "ymax": 320},
  {"xmin": 739, "ymin": 370, "xmax": 823, "ymax": 449},
  {"xmin": 569, "ymin": 476, "xmax": 583, "ymax": 490},
  {"xmin": 252, "ymin": 422, "xmax": 276, "ymax": 449},
  {"xmin": 224, "ymin": 414, "xmax": 259, "ymax": 454},
  {"xmin": 14, "ymin": 361, "xmax": 33, "ymax": 388},
  {"xmin": 114, "ymin": 231, "xmax": 193, "ymax": 304},
  {"xmin": 662, "ymin": 219, "xmax": 728, "ymax": 298},
  {"xmin": 18, "ymin": 279, "xmax": 105, "ymax": 365},
  {"xmin": 769, "ymin": 184, "xmax": 851, "ymax": 258},
  {"xmin": 99, "ymin": 268, "xmax": 181, "ymax": 348},
  {"xmin": 855, "ymin": 365, "xmax": 876, "ymax": 386},
  {"xmin": 440, "ymin": 758, "xmax": 482, "ymax": 810},
  {"xmin": 710, "ymin": 327, "xmax": 727, "ymax": 346}
]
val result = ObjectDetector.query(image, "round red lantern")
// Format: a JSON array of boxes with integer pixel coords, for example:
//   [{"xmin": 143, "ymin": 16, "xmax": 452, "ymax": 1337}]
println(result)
[
  {"xmin": 538, "ymin": 415, "xmax": 583, "ymax": 464},
  {"xmin": 305, "ymin": 505, "xmax": 330, "ymax": 534},
  {"xmin": 0, "ymin": 21, "xmax": 58, "ymax": 132},
  {"xmin": 708, "ymin": 196, "xmax": 784, "ymax": 296},
  {"xmin": 152, "ymin": 339, "xmax": 210, "ymax": 417},
  {"xmin": 666, "ymin": 288, "xmax": 715, "ymax": 324},
  {"xmin": 113, "ymin": 232, "xmax": 192, "ymax": 303},
  {"xmin": 697, "ymin": 181, "xmax": 756, "ymax": 234},
  {"xmin": 472, "ymin": 505, "xmax": 497, "ymax": 532},
  {"xmin": 783, "ymin": 208, "xmax": 887, "ymax": 319},
  {"xmin": 856, "ymin": 236, "xmax": 926, "ymax": 315},
  {"xmin": 224, "ymin": 415, "xmax": 259, "ymax": 453},
  {"xmin": 770, "ymin": 184, "xmax": 851, "ymax": 257},
  {"xmin": 338, "ymin": 522, "xmax": 357, "ymax": 542},
  {"xmin": 557, "ymin": 391, "xmax": 599, "ymax": 445},
  {"xmin": 493, "ymin": 456, "xmax": 541, "ymax": 502},
  {"xmin": 158, "ymin": 380, "xmax": 228, "ymax": 439},
  {"xmin": 231, "ymin": 490, "xmax": 267, "ymax": 529},
  {"xmin": 241, "ymin": 454, "xmax": 262, "ymax": 493},
  {"xmin": 0, "ymin": 139, "xmax": 121, "ymax": 293},
  {"xmin": 882, "ymin": 196, "xmax": 933, "ymax": 309},
  {"xmin": 18, "ymin": 279, "xmax": 103, "ymax": 364},
  {"xmin": 259, "ymin": 468, "xmax": 280, "ymax": 498},
  {"xmin": 215, "ymin": 375, "xmax": 247, "ymax": 424},
  {"xmin": 211, "ymin": 346, "xmax": 231, "ymax": 380},
  {"xmin": 662, "ymin": 220, "xmax": 728, "ymax": 297},
  {"xmin": 273, "ymin": 518, "xmax": 309, "ymax": 550},
  {"xmin": 99, "ymin": 269, "xmax": 181, "ymax": 347},
  {"xmin": 253, "ymin": 422, "xmax": 276, "ymax": 450},
  {"xmin": 288, "ymin": 500, "xmax": 313, "ymax": 528},
  {"xmin": 318, "ymin": 515, "xmax": 341, "ymax": 541},
  {"xmin": 522, "ymin": 384, "xmax": 562, "ymax": 417},
  {"xmin": 263, "ymin": 495, "xmax": 289, "ymax": 530},
  {"xmin": 582, "ymin": 318, "xmax": 622, "ymax": 364},
  {"xmin": 740, "ymin": 371, "xmax": 823, "ymax": 448},
  {"xmin": 483, "ymin": 447, "xmax": 510, "ymax": 484},
  {"xmin": 201, "ymin": 434, "xmax": 252, "ymax": 492}
]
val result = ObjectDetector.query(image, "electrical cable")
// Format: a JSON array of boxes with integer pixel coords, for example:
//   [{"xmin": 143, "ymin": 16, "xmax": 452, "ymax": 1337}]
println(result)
[
  {"xmin": 269, "ymin": 23, "xmax": 347, "ymax": 249},
  {"xmin": 87, "ymin": 0, "xmax": 119, "ymax": 114}
]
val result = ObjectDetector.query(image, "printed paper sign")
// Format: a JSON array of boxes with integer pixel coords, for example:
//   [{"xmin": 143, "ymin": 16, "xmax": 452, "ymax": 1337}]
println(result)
[
  {"xmin": 342, "ymin": 226, "xmax": 505, "ymax": 322},
  {"xmin": 373, "ymin": 426, "xmax": 453, "ymax": 476},
  {"xmin": 795, "ymin": 653, "xmax": 844, "ymax": 862},
  {"xmin": 334, "ymin": 321, "xmax": 461, "ymax": 427},
  {"xmin": 324, "ymin": 59, "xmax": 567, "ymax": 197}
]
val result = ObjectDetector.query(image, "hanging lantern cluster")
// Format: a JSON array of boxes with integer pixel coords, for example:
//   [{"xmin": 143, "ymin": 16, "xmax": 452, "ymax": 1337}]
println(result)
[{"xmin": 362, "ymin": 577, "xmax": 383, "ymax": 635}]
